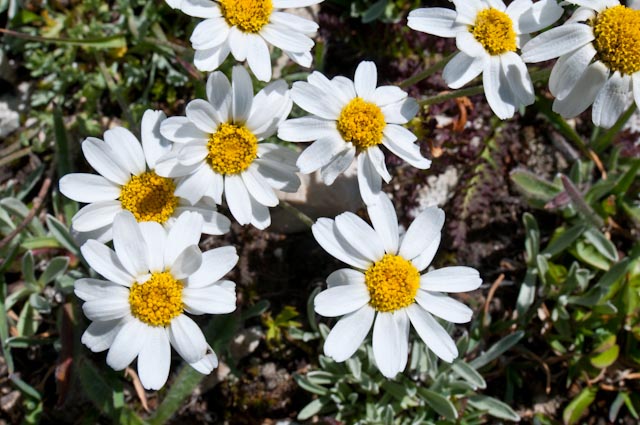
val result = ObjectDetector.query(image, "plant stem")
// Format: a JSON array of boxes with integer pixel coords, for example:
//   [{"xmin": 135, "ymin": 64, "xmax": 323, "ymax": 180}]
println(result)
[
  {"xmin": 279, "ymin": 201, "xmax": 314, "ymax": 228},
  {"xmin": 592, "ymin": 104, "xmax": 637, "ymax": 153},
  {"xmin": 399, "ymin": 53, "xmax": 454, "ymax": 89}
]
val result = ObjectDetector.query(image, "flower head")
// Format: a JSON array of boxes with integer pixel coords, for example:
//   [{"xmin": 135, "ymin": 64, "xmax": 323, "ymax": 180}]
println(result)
[
  {"xmin": 167, "ymin": 0, "xmax": 323, "ymax": 81},
  {"xmin": 278, "ymin": 61, "xmax": 430, "ymax": 204},
  {"xmin": 156, "ymin": 66, "xmax": 300, "ymax": 230},
  {"xmin": 312, "ymin": 194, "xmax": 481, "ymax": 378},
  {"xmin": 59, "ymin": 110, "xmax": 231, "ymax": 243},
  {"xmin": 75, "ymin": 211, "xmax": 238, "ymax": 390},
  {"xmin": 408, "ymin": 0, "xmax": 563, "ymax": 119},
  {"xmin": 522, "ymin": 0, "xmax": 640, "ymax": 128}
]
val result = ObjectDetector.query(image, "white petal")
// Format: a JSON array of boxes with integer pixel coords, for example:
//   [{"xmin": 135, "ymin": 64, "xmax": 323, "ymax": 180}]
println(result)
[
  {"xmin": 141, "ymin": 110, "xmax": 171, "ymax": 169},
  {"xmin": 80, "ymin": 240, "xmax": 134, "ymax": 286},
  {"xmin": 255, "ymin": 158, "xmax": 300, "ymax": 192},
  {"xmin": 277, "ymin": 117, "xmax": 337, "ymax": 142},
  {"xmin": 552, "ymin": 61, "xmax": 609, "ymax": 118},
  {"xmin": 452, "ymin": 0, "xmax": 484, "ymax": 24},
  {"xmin": 82, "ymin": 296, "xmax": 130, "ymax": 322},
  {"xmin": 190, "ymin": 18, "xmax": 229, "ymax": 50},
  {"xmin": 456, "ymin": 31, "xmax": 490, "ymax": 60},
  {"xmin": 320, "ymin": 146, "xmax": 355, "ymax": 185},
  {"xmin": 81, "ymin": 138, "xmax": 131, "ymax": 185},
  {"xmin": 194, "ymin": 42, "xmax": 231, "ymax": 72},
  {"xmin": 314, "ymin": 284, "xmax": 370, "ymax": 317},
  {"xmin": 367, "ymin": 193, "xmax": 399, "ymax": 254},
  {"xmin": 366, "ymin": 146, "xmax": 391, "ymax": 183},
  {"xmin": 323, "ymin": 305, "xmax": 375, "ymax": 362},
  {"xmin": 331, "ymin": 76, "xmax": 357, "ymax": 104},
  {"xmin": 246, "ymin": 34, "xmax": 272, "ymax": 82},
  {"xmin": 206, "ymin": 71, "xmax": 232, "ymax": 123},
  {"xmin": 354, "ymin": 61, "xmax": 377, "ymax": 102},
  {"xmin": 569, "ymin": 0, "xmax": 617, "ymax": 12},
  {"xmin": 273, "ymin": 0, "xmax": 323, "ymax": 7},
  {"xmin": 246, "ymin": 81, "xmax": 292, "ymax": 139},
  {"xmin": 326, "ymin": 268, "xmax": 366, "ymax": 288},
  {"xmin": 139, "ymin": 221, "xmax": 166, "ymax": 273},
  {"xmin": 81, "ymin": 319, "xmax": 124, "ymax": 352},
  {"xmin": 406, "ymin": 305, "xmax": 458, "ymax": 363},
  {"xmin": 415, "ymin": 291, "xmax": 473, "ymax": 323},
  {"xmin": 633, "ymin": 73, "xmax": 640, "ymax": 111},
  {"xmin": 242, "ymin": 166, "xmax": 278, "ymax": 207},
  {"xmin": 103, "ymin": 127, "xmax": 146, "ymax": 176},
  {"xmin": 420, "ymin": 266, "xmax": 482, "ymax": 293},
  {"xmin": 311, "ymin": 218, "xmax": 371, "ymax": 269},
  {"xmin": 228, "ymin": 26, "xmax": 248, "ymax": 61},
  {"xmin": 483, "ymin": 56, "xmax": 516, "ymax": 120},
  {"xmin": 372, "ymin": 311, "xmax": 410, "ymax": 378},
  {"xmin": 175, "ymin": 165, "xmax": 215, "ymax": 205},
  {"xmin": 186, "ymin": 246, "xmax": 238, "ymax": 288},
  {"xmin": 183, "ymin": 283, "xmax": 237, "ymax": 314},
  {"xmin": 335, "ymin": 212, "xmax": 385, "ymax": 263},
  {"xmin": 382, "ymin": 126, "xmax": 431, "ymax": 169},
  {"xmin": 407, "ymin": 8, "xmax": 461, "ymax": 38},
  {"xmin": 290, "ymin": 80, "xmax": 341, "ymax": 120},
  {"xmin": 516, "ymin": 0, "xmax": 564, "ymax": 33},
  {"xmin": 178, "ymin": 141, "xmax": 208, "ymax": 166},
  {"xmin": 112, "ymin": 211, "xmax": 149, "ymax": 278},
  {"xmin": 357, "ymin": 151, "xmax": 382, "ymax": 204},
  {"xmin": 189, "ymin": 350, "xmax": 219, "ymax": 374},
  {"xmin": 398, "ymin": 207, "xmax": 444, "ymax": 260},
  {"xmin": 373, "ymin": 85, "xmax": 407, "ymax": 106},
  {"xmin": 186, "ymin": 99, "xmax": 218, "ymax": 133},
  {"xmin": 75, "ymin": 278, "xmax": 127, "ymax": 301},
  {"xmin": 232, "ymin": 66, "xmax": 254, "ymax": 123},
  {"xmin": 137, "ymin": 326, "xmax": 171, "ymax": 390},
  {"xmin": 180, "ymin": 0, "xmax": 221, "ymax": 18},
  {"xmin": 164, "ymin": 211, "xmax": 204, "ymax": 267},
  {"xmin": 160, "ymin": 117, "xmax": 210, "ymax": 144},
  {"xmin": 501, "ymin": 52, "xmax": 534, "ymax": 106},
  {"xmin": 443, "ymin": 52, "xmax": 484, "ymax": 89},
  {"xmin": 249, "ymin": 195, "xmax": 271, "ymax": 229},
  {"xmin": 106, "ymin": 320, "xmax": 148, "ymax": 370},
  {"xmin": 296, "ymin": 135, "xmax": 345, "ymax": 174},
  {"xmin": 171, "ymin": 245, "xmax": 202, "ymax": 279},
  {"xmin": 72, "ymin": 201, "xmax": 122, "ymax": 232},
  {"xmin": 269, "ymin": 11, "xmax": 318, "ymax": 34},
  {"xmin": 521, "ymin": 24, "xmax": 594, "ymax": 63},
  {"xmin": 549, "ymin": 43, "xmax": 596, "ymax": 100},
  {"xmin": 59, "ymin": 174, "xmax": 120, "ymax": 203},
  {"xmin": 225, "ymin": 174, "xmax": 252, "ymax": 225},
  {"xmin": 284, "ymin": 49, "xmax": 312, "ymax": 67},
  {"xmin": 259, "ymin": 23, "xmax": 314, "ymax": 53},
  {"xmin": 176, "ymin": 204, "xmax": 230, "ymax": 236},
  {"xmin": 169, "ymin": 315, "xmax": 208, "ymax": 364},
  {"xmin": 592, "ymin": 72, "xmax": 631, "ymax": 129},
  {"xmin": 411, "ymin": 233, "xmax": 441, "ymax": 272},
  {"xmin": 380, "ymin": 98, "xmax": 419, "ymax": 124}
]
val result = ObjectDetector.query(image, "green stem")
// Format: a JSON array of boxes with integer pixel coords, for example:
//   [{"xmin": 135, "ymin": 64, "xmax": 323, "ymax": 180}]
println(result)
[
  {"xmin": 537, "ymin": 96, "xmax": 591, "ymax": 158},
  {"xmin": 0, "ymin": 28, "xmax": 125, "ymax": 49},
  {"xmin": 399, "ymin": 53, "xmax": 454, "ymax": 89},
  {"xmin": 279, "ymin": 201, "xmax": 314, "ymax": 228},
  {"xmin": 95, "ymin": 53, "xmax": 137, "ymax": 132}
]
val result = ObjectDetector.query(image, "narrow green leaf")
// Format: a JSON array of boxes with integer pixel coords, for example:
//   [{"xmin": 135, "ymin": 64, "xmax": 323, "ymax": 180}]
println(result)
[
  {"xmin": 468, "ymin": 395, "xmax": 520, "ymax": 421},
  {"xmin": 469, "ymin": 331, "xmax": 524, "ymax": 369},
  {"xmin": 294, "ymin": 373, "xmax": 329, "ymax": 396},
  {"xmin": 516, "ymin": 269, "xmax": 537, "ymax": 319},
  {"xmin": 418, "ymin": 388, "xmax": 458, "ymax": 420},
  {"xmin": 611, "ymin": 160, "xmax": 640, "ymax": 196},
  {"xmin": 298, "ymin": 397, "xmax": 329, "ymax": 420},
  {"xmin": 609, "ymin": 392, "xmax": 626, "ymax": 422},
  {"xmin": 561, "ymin": 175, "xmax": 604, "ymax": 227},
  {"xmin": 17, "ymin": 303, "xmax": 38, "ymax": 337},
  {"xmin": 542, "ymin": 224, "xmax": 587, "ymax": 258},
  {"xmin": 452, "ymin": 361, "xmax": 486, "ymax": 390},
  {"xmin": 563, "ymin": 387, "xmax": 597, "ymax": 425},
  {"xmin": 0, "ymin": 282, "xmax": 15, "ymax": 373},
  {"xmin": 584, "ymin": 229, "xmax": 618, "ymax": 262},
  {"xmin": 22, "ymin": 251, "xmax": 36, "ymax": 285},
  {"xmin": 590, "ymin": 344, "xmax": 619, "ymax": 368},
  {"xmin": 9, "ymin": 375, "xmax": 41, "ymax": 400},
  {"xmin": 45, "ymin": 215, "xmax": 80, "ymax": 257},
  {"xmin": 510, "ymin": 169, "xmax": 562, "ymax": 204},
  {"xmin": 361, "ymin": 0, "xmax": 387, "ymax": 23},
  {"xmin": 38, "ymin": 256, "xmax": 69, "ymax": 286},
  {"xmin": 523, "ymin": 213, "xmax": 539, "ymax": 264}
]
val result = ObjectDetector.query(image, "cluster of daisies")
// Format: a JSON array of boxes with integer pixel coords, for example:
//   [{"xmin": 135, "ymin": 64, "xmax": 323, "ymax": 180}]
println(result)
[{"xmin": 62, "ymin": 0, "xmax": 640, "ymax": 388}]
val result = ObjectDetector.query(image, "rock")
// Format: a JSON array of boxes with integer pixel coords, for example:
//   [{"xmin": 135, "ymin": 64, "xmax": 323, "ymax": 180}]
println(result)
[{"xmin": 409, "ymin": 166, "xmax": 459, "ymax": 218}]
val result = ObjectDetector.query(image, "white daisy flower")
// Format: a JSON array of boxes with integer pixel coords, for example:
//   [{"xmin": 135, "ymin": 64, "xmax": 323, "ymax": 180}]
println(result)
[
  {"xmin": 166, "ymin": 0, "xmax": 323, "ymax": 81},
  {"xmin": 155, "ymin": 66, "xmax": 300, "ymax": 230},
  {"xmin": 75, "ymin": 211, "xmax": 238, "ymax": 390},
  {"xmin": 312, "ymin": 193, "xmax": 481, "ymax": 378},
  {"xmin": 277, "ymin": 61, "xmax": 430, "ymax": 205},
  {"xmin": 407, "ymin": 0, "xmax": 563, "ymax": 119},
  {"xmin": 59, "ymin": 110, "xmax": 231, "ymax": 243},
  {"xmin": 521, "ymin": 0, "xmax": 640, "ymax": 128}
]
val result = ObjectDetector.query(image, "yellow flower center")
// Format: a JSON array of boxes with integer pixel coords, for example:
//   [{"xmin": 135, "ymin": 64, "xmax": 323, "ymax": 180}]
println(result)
[
  {"xmin": 206, "ymin": 123, "xmax": 258, "ymax": 175},
  {"xmin": 219, "ymin": 0, "xmax": 273, "ymax": 33},
  {"xmin": 592, "ymin": 5, "xmax": 640, "ymax": 75},
  {"xmin": 470, "ymin": 8, "xmax": 517, "ymax": 56},
  {"xmin": 119, "ymin": 171, "xmax": 179, "ymax": 223},
  {"xmin": 337, "ymin": 97, "xmax": 386, "ymax": 150},
  {"xmin": 129, "ymin": 272, "xmax": 184, "ymax": 327},
  {"xmin": 364, "ymin": 254, "xmax": 420, "ymax": 313}
]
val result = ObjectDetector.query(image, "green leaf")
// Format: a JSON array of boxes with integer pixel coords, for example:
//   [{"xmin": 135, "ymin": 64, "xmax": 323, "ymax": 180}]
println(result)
[
  {"xmin": 38, "ymin": 256, "xmax": 69, "ymax": 286},
  {"xmin": 573, "ymin": 240, "xmax": 611, "ymax": 270},
  {"xmin": 0, "ymin": 282, "xmax": 14, "ymax": 374},
  {"xmin": 17, "ymin": 303, "xmax": 38, "ymax": 337},
  {"xmin": 22, "ymin": 251, "xmax": 36, "ymax": 285},
  {"xmin": 361, "ymin": 0, "xmax": 387, "ymax": 23},
  {"xmin": 561, "ymin": 175, "xmax": 604, "ymax": 227},
  {"xmin": 294, "ymin": 373, "xmax": 329, "ymax": 396},
  {"xmin": 148, "ymin": 364, "xmax": 203, "ymax": 425},
  {"xmin": 28, "ymin": 294, "xmax": 51, "ymax": 314},
  {"xmin": 46, "ymin": 215, "xmax": 80, "ymax": 257},
  {"xmin": 452, "ymin": 361, "xmax": 486, "ymax": 390},
  {"xmin": 590, "ymin": 344, "xmax": 619, "ymax": 368},
  {"xmin": 611, "ymin": 159, "xmax": 640, "ymax": 196},
  {"xmin": 298, "ymin": 397, "xmax": 329, "ymax": 421},
  {"xmin": 542, "ymin": 224, "xmax": 587, "ymax": 258},
  {"xmin": 563, "ymin": 387, "xmax": 597, "ymax": 425},
  {"xmin": 523, "ymin": 213, "xmax": 539, "ymax": 264},
  {"xmin": 469, "ymin": 331, "xmax": 524, "ymax": 369},
  {"xmin": 10, "ymin": 375, "xmax": 41, "ymax": 400},
  {"xmin": 468, "ymin": 395, "xmax": 520, "ymax": 421},
  {"xmin": 510, "ymin": 170, "xmax": 562, "ymax": 205},
  {"xmin": 417, "ymin": 388, "xmax": 458, "ymax": 420},
  {"xmin": 584, "ymin": 229, "xmax": 618, "ymax": 262}
]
